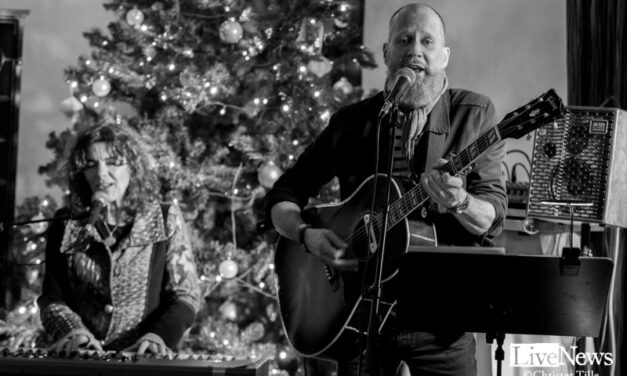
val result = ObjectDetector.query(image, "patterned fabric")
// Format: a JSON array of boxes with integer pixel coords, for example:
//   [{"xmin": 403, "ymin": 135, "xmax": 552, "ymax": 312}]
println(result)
[
  {"xmin": 38, "ymin": 201, "xmax": 200, "ymax": 349},
  {"xmin": 392, "ymin": 77, "xmax": 449, "ymax": 178}
]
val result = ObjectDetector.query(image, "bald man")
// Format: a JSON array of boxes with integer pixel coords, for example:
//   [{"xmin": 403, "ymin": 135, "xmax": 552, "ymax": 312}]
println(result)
[{"xmin": 266, "ymin": 3, "xmax": 506, "ymax": 375}]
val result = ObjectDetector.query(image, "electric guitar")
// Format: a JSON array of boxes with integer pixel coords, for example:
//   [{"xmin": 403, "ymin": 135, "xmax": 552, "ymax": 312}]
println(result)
[{"xmin": 273, "ymin": 89, "xmax": 564, "ymax": 360}]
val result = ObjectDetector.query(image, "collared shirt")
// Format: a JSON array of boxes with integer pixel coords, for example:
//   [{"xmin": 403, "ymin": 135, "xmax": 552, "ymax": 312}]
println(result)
[{"xmin": 266, "ymin": 89, "xmax": 507, "ymax": 246}]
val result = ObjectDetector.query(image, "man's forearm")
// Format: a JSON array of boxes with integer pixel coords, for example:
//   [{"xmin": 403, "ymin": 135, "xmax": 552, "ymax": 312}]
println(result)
[
  {"xmin": 271, "ymin": 201, "xmax": 307, "ymax": 241},
  {"xmin": 454, "ymin": 193, "xmax": 496, "ymax": 235}
]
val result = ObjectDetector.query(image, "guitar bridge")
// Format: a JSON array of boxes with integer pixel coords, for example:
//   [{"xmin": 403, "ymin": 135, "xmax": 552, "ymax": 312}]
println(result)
[
  {"xmin": 323, "ymin": 264, "xmax": 340, "ymax": 292},
  {"xmin": 362, "ymin": 214, "xmax": 378, "ymax": 254}
]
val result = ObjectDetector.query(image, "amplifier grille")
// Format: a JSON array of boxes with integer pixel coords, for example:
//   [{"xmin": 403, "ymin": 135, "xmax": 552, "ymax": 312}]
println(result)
[{"xmin": 527, "ymin": 107, "xmax": 617, "ymax": 222}]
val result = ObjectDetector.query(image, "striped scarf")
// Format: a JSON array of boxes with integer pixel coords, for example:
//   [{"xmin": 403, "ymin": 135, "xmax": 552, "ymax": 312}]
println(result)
[{"xmin": 392, "ymin": 76, "xmax": 448, "ymax": 178}]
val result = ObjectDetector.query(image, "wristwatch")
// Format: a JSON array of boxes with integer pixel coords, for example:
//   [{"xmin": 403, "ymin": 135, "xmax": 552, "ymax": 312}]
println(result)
[
  {"xmin": 450, "ymin": 193, "xmax": 470, "ymax": 214},
  {"xmin": 296, "ymin": 223, "xmax": 312, "ymax": 245}
]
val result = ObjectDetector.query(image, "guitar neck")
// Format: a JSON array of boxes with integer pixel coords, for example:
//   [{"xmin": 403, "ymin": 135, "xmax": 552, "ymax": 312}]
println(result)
[{"xmin": 387, "ymin": 127, "xmax": 502, "ymax": 228}]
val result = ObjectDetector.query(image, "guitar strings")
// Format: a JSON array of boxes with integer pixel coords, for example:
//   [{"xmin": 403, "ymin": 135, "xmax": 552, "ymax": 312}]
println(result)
[{"xmin": 342, "ymin": 131, "xmax": 496, "ymax": 245}]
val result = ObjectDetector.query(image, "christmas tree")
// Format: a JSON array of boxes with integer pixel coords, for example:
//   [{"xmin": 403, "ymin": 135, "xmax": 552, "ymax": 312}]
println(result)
[{"xmin": 2, "ymin": 0, "xmax": 375, "ymax": 373}]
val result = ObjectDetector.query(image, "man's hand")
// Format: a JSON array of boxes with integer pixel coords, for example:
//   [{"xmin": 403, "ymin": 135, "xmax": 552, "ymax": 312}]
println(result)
[
  {"xmin": 302, "ymin": 228, "xmax": 357, "ymax": 270},
  {"xmin": 421, "ymin": 158, "xmax": 467, "ymax": 211}
]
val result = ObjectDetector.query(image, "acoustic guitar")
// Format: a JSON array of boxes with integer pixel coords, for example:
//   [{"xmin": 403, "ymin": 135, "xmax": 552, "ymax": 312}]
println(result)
[{"xmin": 274, "ymin": 89, "xmax": 564, "ymax": 360}]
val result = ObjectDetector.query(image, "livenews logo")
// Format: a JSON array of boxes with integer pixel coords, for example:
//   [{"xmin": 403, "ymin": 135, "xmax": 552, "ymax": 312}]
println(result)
[{"xmin": 510, "ymin": 343, "xmax": 613, "ymax": 368}]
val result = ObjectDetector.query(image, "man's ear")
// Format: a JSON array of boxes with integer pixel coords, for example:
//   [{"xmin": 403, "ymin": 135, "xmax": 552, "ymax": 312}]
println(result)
[
  {"xmin": 442, "ymin": 46, "xmax": 450, "ymax": 68},
  {"xmin": 382, "ymin": 42, "xmax": 388, "ymax": 63}
]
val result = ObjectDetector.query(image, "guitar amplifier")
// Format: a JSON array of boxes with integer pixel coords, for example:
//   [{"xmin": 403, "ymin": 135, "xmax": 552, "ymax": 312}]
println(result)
[
  {"xmin": 0, "ymin": 348, "xmax": 269, "ymax": 376},
  {"xmin": 527, "ymin": 106, "xmax": 627, "ymax": 226}
]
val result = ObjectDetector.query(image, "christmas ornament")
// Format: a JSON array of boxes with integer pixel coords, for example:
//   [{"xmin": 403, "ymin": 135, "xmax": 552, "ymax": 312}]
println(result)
[
  {"xmin": 333, "ymin": 17, "xmax": 349, "ymax": 29},
  {"xmin": 151, "ymin": 2, "xmax": 164, "ymax": 11},
  {"xmin": 126, "ymin": 7, "xmax": 144, "ymax": 26},
  {"xmin": 92, "ymin": 78, "xmax": 111, "ymax": 97},
  {"xmin": 332, "ymin": 77, "xmax": 353, "ymax": 101},
  {"xmin": 296, "ymin": 18, "xmax": 324, "ymax": 55},
  {"xmin": 307, "ymin": 57, "xmax": 333, "ymax": 78},
  {"xmin": 59, "ymin": 96, "xmax": 84, "ymax": 118},
  {"xmin": 26, "ymin": 268, "xmax": 39, "ymax": 285},
  {"xmin": 243, "ymin": 321, "xmax": 265, "ymax": 342},
  {"xmin": 179, "ymin": 68, "xmax": 200, "ymax": 87},
  {"xmin": 257, "ymin": 162, "xmax": 283, "ymax": 188},
  {"xmin": 266, "ymin": 303, "xmax": 278, "ymax": 322},
  {"xmin": 29, "ymin": 212, "xmax": 48, "ymax": 234},
  {"xmin": 25, "ymin": 240, "xmax": 38, "ymax": 254},
  {"xmin": 243, "ymin": 99, "xmax": 261, "ymax": 118},
  {"xmin": 219, "ymin": 20, "xmax": 243, "ymax": 44},
  {"xmin": 334, "ymin": 1, "xmax": 351, "ymax": 29},
  {"xmin": 219, "ymin": 259, "xmax": 238, "ymax": 279},
  {"xmin": 219, "ymin": 300, "xmax": 238, "ymax": 321},
  {"xmin": 143, "ymin": 45, "xmax": 157, "ymax": 59}
]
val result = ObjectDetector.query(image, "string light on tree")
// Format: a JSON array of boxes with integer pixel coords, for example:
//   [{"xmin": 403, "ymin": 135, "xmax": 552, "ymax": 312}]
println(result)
[{"xmin": 219, "ymin": 19, "xmax": 244, "ymax": 44}]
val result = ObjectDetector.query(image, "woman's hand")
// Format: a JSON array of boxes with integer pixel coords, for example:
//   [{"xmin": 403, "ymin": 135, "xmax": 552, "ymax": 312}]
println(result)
[
  {"xmin": 49, "ymin": 329, "xmax": 103, "ymax": 354},
  {"xmin": 123, "ymin": 332, "xmax": 171, "ymax": 356}
]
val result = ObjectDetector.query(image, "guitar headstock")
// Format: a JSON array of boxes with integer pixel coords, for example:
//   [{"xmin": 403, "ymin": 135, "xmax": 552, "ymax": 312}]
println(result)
[{"xmin": 498, "ymin": 88, "xmax": 564, "ymax": 140}]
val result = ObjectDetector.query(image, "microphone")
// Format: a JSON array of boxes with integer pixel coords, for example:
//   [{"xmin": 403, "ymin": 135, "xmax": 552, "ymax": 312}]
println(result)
[
  {"xmin": 379, "ymin": 67, "xmax": 417, "ymax": 118},
  {"xmin": 87, "ymin": 191, "xmax": 108, "ymax": 226}
]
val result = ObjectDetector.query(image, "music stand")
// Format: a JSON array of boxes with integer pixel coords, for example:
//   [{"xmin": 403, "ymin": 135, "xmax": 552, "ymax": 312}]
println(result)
[{"xmin": 396, "ymin": 250, "xmax": 613, "ymax": 376}]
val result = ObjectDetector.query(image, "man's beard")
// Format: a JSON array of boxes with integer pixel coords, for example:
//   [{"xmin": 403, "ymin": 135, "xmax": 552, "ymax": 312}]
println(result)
[{"xmin": 386, "ymin": 69, "xmax": 447, "ymax": 109}]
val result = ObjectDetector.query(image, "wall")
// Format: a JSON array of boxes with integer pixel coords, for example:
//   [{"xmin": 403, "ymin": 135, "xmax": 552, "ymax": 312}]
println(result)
[
  {"xmin": 0, "ymin": 0, "xmax": 113, "ymax": 204},
  {"xmin": 364, "ymin": 0, "xmax": 567, "ymax": 182}
]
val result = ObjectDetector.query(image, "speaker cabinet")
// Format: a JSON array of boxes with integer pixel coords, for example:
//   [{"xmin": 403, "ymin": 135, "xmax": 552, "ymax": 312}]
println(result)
[{"xmin": 527, "ymin": 106, "xmax": 627, "ymax": 227}]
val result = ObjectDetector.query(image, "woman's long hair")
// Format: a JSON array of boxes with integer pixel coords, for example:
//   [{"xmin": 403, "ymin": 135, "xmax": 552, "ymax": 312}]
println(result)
[{"xmin": 67, "ymin": 122, "xmax": 160, "ymax": 217}]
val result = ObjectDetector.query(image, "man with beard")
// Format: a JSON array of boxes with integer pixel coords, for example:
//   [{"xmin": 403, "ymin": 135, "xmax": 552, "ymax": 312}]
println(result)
[{"xmin": 266, "ymin": 3, "xmax": 506, "ymax": 375}]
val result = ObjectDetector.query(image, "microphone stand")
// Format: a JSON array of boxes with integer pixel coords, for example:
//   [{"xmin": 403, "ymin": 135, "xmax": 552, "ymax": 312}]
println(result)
[
  {"xmin": 0, "ymin": 214, "xmax": 82, "ymax": 233},
  {"xmin": 365, "ymin": 103, "xmax": 403, "ymax": 376}
]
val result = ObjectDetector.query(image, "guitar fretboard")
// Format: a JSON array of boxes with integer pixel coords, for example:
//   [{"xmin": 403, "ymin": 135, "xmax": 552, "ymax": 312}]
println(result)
[{"xmin": 387, "ymin": 127, "xmax": 502, "ymax": 228}]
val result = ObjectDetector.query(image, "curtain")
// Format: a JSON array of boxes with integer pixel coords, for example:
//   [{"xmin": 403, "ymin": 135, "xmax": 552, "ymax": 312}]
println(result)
[
  {"xmin": 567, "ymin": 3, "xmax": 626, "ymax": 376},
  {"xmin": 567, "ymin": 0, "xmax": 627, "ymax": 108}
]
